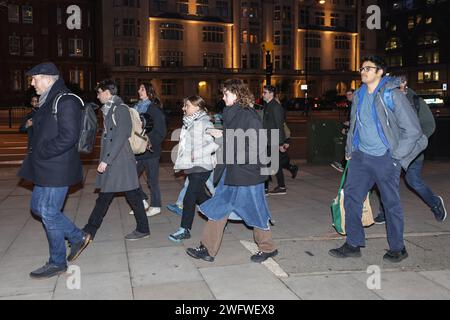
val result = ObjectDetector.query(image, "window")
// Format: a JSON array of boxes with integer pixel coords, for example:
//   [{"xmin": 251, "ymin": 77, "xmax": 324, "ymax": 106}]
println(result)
[
  {"xmin": 216, "ymin": 1, "xmax": 229, "ymax": 18},
  {"xmin": 22, "ymin": 6, "xmax": 33, "ymax": 24},
  {"xmin": 242, "ymin": 54, "xmax": 248, "ymax": 69},
  {"xmin": 203, "ymin": 53, "xmax": 224, "ymax": 68},
  {"xmin": 177, "ymin": 0, "xmax": 189, "ymax": 14},
  {"xmin": 418, "ymin": 71, "xmax": 439, "ymax": 83},
  {"xmin": 335, "ymin": 58, "xmax": 350, "ymax": 70},
  {"xmin": 8, "ymin": 5, "xmax": 19, "ymax": 23},
  {"xmin": 137, "ymin": 20, "xmax": 141, "ymax": 37},
  {"xmin": 23, "ymin": 37, "xmax": 34, "ymax": 56},
  {"xmin": 242, "ymin": 30, "xmax": 248, "ymax": 43},
  {"xmin": 68, "ymin": 38, "xmax": 83, "ymax": 57},
  {"xmin": 114, "ymin": 49, "xmax": 121, "ymax": 66},
  {"xmin": 418, "ymin": 33, "xmax": 439, "ymax": 46},
  {"xmin": 331, "ymin": 13, "xmax": 340, "ymax": 27},
  {"xmin": 153, "ymin": 0, "xmax": 167, "ymax": 11},
  {"xmin": 282, "ymin": 55, "xmax": 291, "ymax": 70},
  {"xmin": 196, "ymin": 0, "xmax": 209, "ymax": 15},
  {"xmin": 161, "ymin": 79, "xmax": 177, "ymax": 96},
  {"xmin": 408, "ymin": 16, "xmax": 414, "ymax": 29},
  {"xmin": 274, "ymin": 5, "xmax": 280, "ymax": 20},
  {"xmin": 299, "ymin": 9, "xmax": 309, "ymax": 26},
  {"xmin": 305, "ymin": 33, "xmax": 321, "ymax": 48},
  {"xmin": 249, "ymin": 30, "xmax": 258, "ymax": 44},
  {"xmin": 12, "ymin": 70, "xmax": 22, "ymax": 91},
  {"xmin": 305, "ymin": 57, "xmax": 321, "ymax": 71},
  {"xmin": 124, "ymin": 78, "xmax": 136, "ymax": 96},
  {"xmin": 123, "ymin": 48, "xmax": 136, "ymax": 66},
  {"xmin": 250, "ymin": 53, "xmax": 259, "ymax": 69},
  {"xmin": 123, "ymin": 19, "xmax": 136, "ymax": 36},
  {"xmin": 426, "ymin": 17, "xmax": 433, "ymax": 24},
  {"xmin": 344, "ymin": 14, "xmax": 354, "ymax": 29},
  {"xmin": 385, "ymin": 37, "xmax": 402, "ymax": 50},
  {"xmin": 282, "ymin": 30, "xmax": 291, "ymax": 45},
  {"xmin": 57, "ymin": 37, "xmax": 63, "ymax": 57},
  {"xmin": 274, "ymin": 31, "xmax": 280, "ymax": 45},
  {"xmin": 160, "ymin": 23, "xmax": 183, "ymax": 40},
  {"xmin": 69, "ymin": 69, "xmax": 85, "ymax": 90},
  {"xmin": 274, "ymin": 55, "xmax": 280, "ymax": 70},
  {"xmin": 282, "ymin": 6, "xmax": 291, "ymax": 23},
  {"xmin": 335, "ymin": 35, "xmax": 350, "ymax": 49},
  {"xmin": 418, "ymin": 50, "xmax": 440, "ymax": 64},
  {"xmin": 202, "ymin": 26, "xmax": 224, "ymax": 42},
  {"xmin": 387, "ymin": 55, "xmax": 403, "ymax": 67},
  {"xmin": 315, "ymin": 12, "xmax": 325, "ymax": 26},
  {"xmin": 57, "ymin": 7, "xmax": 63, "ymax": 25},
  {"xmin": 160, "ymin": 51, "xmax": 183, "ymax": 67},
  {"xmin": 114, "ymin": 18, "xmax": 121, "ymax": 36},
  {"xmin": 249, "ymin": 2, "xmax": 259, "ymax": 19},
  {"xmin": 9, "ymin": 35, "xmax": 20, "ymax": 55}
]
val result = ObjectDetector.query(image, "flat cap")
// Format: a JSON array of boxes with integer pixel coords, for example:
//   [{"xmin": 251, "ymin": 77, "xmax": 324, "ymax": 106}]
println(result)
[{"xmin": 25, "ymin": 62, "xmax": 60, "ymax": 76}]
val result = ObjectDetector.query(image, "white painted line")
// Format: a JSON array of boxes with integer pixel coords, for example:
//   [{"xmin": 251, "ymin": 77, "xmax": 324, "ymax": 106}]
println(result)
[{"xmin": 240, "ymin": 240, "xmax": 289, "ymax": 278}]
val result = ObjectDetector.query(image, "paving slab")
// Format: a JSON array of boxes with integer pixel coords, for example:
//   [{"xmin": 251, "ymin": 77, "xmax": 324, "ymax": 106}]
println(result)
[
  {"xmin": 199, "ymin": 263, "xmax": 299, "ymax": 300},
  {"xmin": 419, "ymin": 270, "xmax": 450, "ymax": 291},
  {"xmin": 133, "ymin": 281, "xmax": 215, "ymax": 300}
]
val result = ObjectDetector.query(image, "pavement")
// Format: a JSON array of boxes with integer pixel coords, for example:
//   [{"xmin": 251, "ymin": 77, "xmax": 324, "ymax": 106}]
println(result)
[{"xmin": 0, "ymin": 161, "xmax": 450, "ymax": 300}]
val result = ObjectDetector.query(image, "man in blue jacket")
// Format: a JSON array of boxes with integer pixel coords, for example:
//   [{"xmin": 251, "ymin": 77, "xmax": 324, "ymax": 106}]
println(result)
[
  {"xmin": 329, "ymin": 56, "xmax": 428, "ymax": 263},
  {"xmin": 18, "ymin": 62, "xmax": 91, "ymax": 279}
]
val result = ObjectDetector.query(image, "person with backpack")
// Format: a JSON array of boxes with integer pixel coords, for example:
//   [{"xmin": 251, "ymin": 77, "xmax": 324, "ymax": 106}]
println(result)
[
  {"xmin": 129, "ymin": 82, "xmax": 167, "ymax": 217},
  {"xmin": 168, "ymin": 95, "xmax": 219, "ymax": 242},
  {"xmin": 329, "ymin": 56, "xmax": 428, "ymax": 263},
  {"xmin": 83, "ymin": 80, "xmax": 150, "ymax": 241},
  {"xmin": 373, "ymin": 75, "xmax": 446, "ymax": 224},
  {"xmin": 18, "ymin": 62, "xmax": 91, "ymax": 279}
]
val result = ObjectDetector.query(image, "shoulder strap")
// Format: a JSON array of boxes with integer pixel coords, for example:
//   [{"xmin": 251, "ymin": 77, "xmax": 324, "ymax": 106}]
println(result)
[
  {"xmin": 382, "ymin": 88, "xmax": 395, "ymax": 111},
  {"xmin": 412, "ymin": 94, "xmax": 421, "ymax": 114},
  {"xmin": 337, "ymin": 161, "xmax": 349, "ymax": 201},
  {"xmin": 52, "ymin": 92, "xmax": 84, "ymax": 119}
]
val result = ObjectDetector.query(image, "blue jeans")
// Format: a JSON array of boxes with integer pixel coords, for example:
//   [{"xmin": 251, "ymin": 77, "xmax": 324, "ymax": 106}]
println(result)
[
  {"xmin": 344, "ymin": 150, "xmax": 404, "ymax": 251},
  {"xmin": 31, "ymin": 186, "xmax": 84, "ymax": 267},
  {"xmin": 176, "ymin": 172, "xmax": 215, "ymax": 206},
  {"xmin": 378, "ymin": 158, "xmax": 439, "ymax": 216}
]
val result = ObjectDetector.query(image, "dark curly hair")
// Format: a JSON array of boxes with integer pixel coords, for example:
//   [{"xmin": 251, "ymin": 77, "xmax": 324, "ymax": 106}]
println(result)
[{"xmin": 221, "ymin": 79, "xmax": 255, "ymax": 108}]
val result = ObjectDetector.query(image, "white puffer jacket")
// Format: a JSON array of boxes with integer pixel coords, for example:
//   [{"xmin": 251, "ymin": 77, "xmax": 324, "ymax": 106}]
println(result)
[{"xmin": 174, "ymin": 113, "xmax": 219, "ymax": 172}]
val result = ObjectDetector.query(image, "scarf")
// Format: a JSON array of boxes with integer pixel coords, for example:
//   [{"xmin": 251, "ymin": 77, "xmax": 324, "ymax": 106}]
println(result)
[
  {"xmin": 101, "ymin": 95, "xmax": 116, "ymax": 118},
  {"xmin": 183, "ymin": 110, "xmax": 207, "ymax": 128},
  {"xmin": 38, "ymin": 85, "xmax": 53, "ymax": 108},
  {"xmin": 134, "ymin": 99, "xmax": 151, "ymax": 114}
]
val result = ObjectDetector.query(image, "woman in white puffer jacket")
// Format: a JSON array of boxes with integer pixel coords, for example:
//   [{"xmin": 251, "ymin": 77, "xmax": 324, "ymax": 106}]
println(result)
[{"xmin": 170, "ymin": 96, "xmax": 219, "ymax": 242}]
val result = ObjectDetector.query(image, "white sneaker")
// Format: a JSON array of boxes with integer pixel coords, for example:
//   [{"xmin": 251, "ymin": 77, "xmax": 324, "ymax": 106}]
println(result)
[
  {"xmin": 129, "ymin": 200, "xmax": 150, "ymax": 215},
  {"xmin": 146, "ymin": 207, "xmax": 161, "ymax": 217}
]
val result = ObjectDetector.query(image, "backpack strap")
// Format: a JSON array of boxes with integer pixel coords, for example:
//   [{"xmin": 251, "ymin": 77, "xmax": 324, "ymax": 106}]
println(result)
[
  {"xmin": 336, "ymin": 161, "xmax": 349, "ymax": 202},
  {"xmin": 52, "ymin": 92, "xmax": 84, "ymax": 120},
  {"xmin": 412, "ymin": 94, "xmax": 421, "ymax": 114},
  {"xmin": 382, "ymin": 88, "xmax": 395, "ymax": 112}
]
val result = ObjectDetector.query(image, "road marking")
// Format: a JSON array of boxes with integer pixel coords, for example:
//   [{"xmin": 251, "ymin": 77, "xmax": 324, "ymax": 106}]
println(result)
[{"xmin": 240, "ymin": 240, "xmax": 289, "ymax": 278}]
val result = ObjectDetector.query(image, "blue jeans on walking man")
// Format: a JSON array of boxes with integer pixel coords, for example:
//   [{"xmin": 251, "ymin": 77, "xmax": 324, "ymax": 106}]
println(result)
[
  {"xmin": 31, "ymin": 186, "xmax": 84, "ymax": 267},
  {"xmin": 344, "ymin": 150, "xmax": 405, "ymax": 252}
]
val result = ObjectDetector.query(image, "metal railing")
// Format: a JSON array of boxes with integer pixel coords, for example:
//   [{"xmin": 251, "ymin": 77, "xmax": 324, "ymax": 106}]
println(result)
[{"xmin": 0, "ymin": 107, "xmax": 30, "ymax": 128}]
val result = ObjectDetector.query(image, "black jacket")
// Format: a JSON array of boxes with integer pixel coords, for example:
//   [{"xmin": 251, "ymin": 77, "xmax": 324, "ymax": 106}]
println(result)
[
  {"xmin": 263, "ymin": 98, "xmax": 286, "ymax": 146},
  {"xmin": 135, "ymin": 103, "xmax": 167, "ymax": 160},
  {"xmin": 214, "ymin": 104, "xmax": 267, "ymax": 186},
  {"xmin": 18, "ymin": 79, "xmax": 83, "ymax": 187}
]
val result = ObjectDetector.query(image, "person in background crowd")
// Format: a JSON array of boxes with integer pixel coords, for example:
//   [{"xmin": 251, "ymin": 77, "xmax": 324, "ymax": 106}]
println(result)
[{"xmin": 19, "ymin": 94, "xmax": 39, "ymax": 150}]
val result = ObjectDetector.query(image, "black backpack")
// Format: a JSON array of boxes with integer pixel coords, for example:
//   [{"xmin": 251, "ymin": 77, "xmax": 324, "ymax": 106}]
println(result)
[{"xmin": 52, "ymin": 92, "xmax": 98, "ymax": 154}]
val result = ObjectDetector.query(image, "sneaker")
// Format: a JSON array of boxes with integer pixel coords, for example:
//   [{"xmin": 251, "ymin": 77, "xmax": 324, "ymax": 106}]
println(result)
[
  {"xmin": 267, "ymin": 186, "xmax": 287, "ymax": 196},
  {"xmin": 168, "ymin": 227, "xmax": 191, "ymax": 243},
  {"xmin": 166, "ymin": 203, "xmax": 183, "ymax": 216},
  {"xmin": 30, "ymin": 262, "xmax": 67, "ymax": 279},
  {"xmin": 374, "ymin": 212, "xmax": 386, "ymax": 225},
  {"xmin": 431, "ymin": 196, "xmax": 447, "ymax": 222},
  {"xmin": 125, "ymin": 230, "xmax": 150, "ymax": 241},
  {"xmin": 129, "ymin": 199, "xmax": 149, "ymax": 215},
  {"xmin": 186, "ymin": 244, "xmax": 214, "ymax": 262},
  {"xmin": 331, "ymin": 162, "xmax": 344, "ymax": 173},
  {"xmin": 250, "ymin": 249, "xmax": 278, "ymax": 263},
  {"xmin": 383, "ymin": 247, "xmax": 408, "ymax": 263},
  {"xmin": 146, "ymin": 207, "xmax": 161, "ymax": 217},
  {"xmin": 67, "ymin": 232, "xmax": 92, "ymax": 262},
  {"xmin": 328, "ymin": 242, "xmax": 361, "ymax": 258},
  {"xmin": 289, "ymin": 165, "xmax": 299, "ymax": 179}
]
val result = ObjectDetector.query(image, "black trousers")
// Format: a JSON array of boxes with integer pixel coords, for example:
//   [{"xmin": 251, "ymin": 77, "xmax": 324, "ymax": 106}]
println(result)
[
  {"xmin": 84, "ymin": 189, "xmax": 149, "ymax": 239},
  {"xmin": 265, "ymin": 147, "xmax": 286, "ymax": 189},
  {"xmin": 137, "ymin": 157, "xmax": 162, "ymax": 207},
  {"xmin": 181, "ymin": 171, "xmax": 211, "ymax": 230}
]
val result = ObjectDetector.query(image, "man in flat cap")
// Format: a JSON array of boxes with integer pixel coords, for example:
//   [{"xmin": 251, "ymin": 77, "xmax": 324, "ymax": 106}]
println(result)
[{"xmin": 19, "ymin": 62, "xmax": 91, "ymax": 279}]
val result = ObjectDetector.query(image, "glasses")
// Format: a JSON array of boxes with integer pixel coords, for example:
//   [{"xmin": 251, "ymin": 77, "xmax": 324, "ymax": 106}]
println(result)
[
  {"xmin": 262, "ymin": 91, "xmax": 270, "ymax": 94},
  {"xmin": 359, "ymin": 66, "xmax": 378, "ymax": 73}
]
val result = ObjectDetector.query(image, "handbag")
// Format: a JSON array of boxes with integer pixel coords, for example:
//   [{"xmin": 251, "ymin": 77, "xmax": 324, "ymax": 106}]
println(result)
[{"xmin": 331, "ymin": 161, "xmax": 374, "ymax": 235}]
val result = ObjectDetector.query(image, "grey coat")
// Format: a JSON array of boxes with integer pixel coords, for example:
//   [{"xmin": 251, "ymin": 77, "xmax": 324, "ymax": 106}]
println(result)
[
  {"xmin": 346, "ymin": 77, "xmax": 428, "ymax": 170},
  {"xmin": 95, "ymin": 96, "xmax": 139, "ymax": 193}
]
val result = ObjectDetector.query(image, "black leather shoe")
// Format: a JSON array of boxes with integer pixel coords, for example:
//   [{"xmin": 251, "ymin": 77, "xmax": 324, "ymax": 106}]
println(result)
[
  {"xmin": 30, "ymin": 263, "xmax": 67, "ymax": 279},
  {"xmin": 67, "ymin": 232, "xmax": 92, "ymax": 262},
  {"xmin": 186, "ymin": 244, "xmax": 214, "ymax": 262},
  {"xmin": 250, "ymin": 249, "xmax": 278, "ymax": 263},
  {"xmin": 383, "ymin": 247, "xmax": 408, "ymax": 263},
  {"xmin": 289, "ymin": 165, "xmax": 299, "ymax": 179},
  {"xmin": 329, "ymin": 242, "xmax": 361, "ymax": 258}
]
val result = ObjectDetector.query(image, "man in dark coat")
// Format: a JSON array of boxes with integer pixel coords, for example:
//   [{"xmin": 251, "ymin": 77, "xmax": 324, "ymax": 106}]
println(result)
[{"xmin": 18, "ymin": 62, "xmax": 91, "ymax": 279}]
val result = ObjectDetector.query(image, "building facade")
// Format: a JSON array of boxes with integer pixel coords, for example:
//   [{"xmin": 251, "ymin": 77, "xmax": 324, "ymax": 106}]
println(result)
[
  {"xmin": 0, "ymin": 0, "xmax": 102, "ymax": 107},
  {"xmin": 104, "ymin": 0, "xmax": 381, "ymax": 109},
  {"xmin": 381, "ymin": 0, "xmax": 450, "ymax": 97}
]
